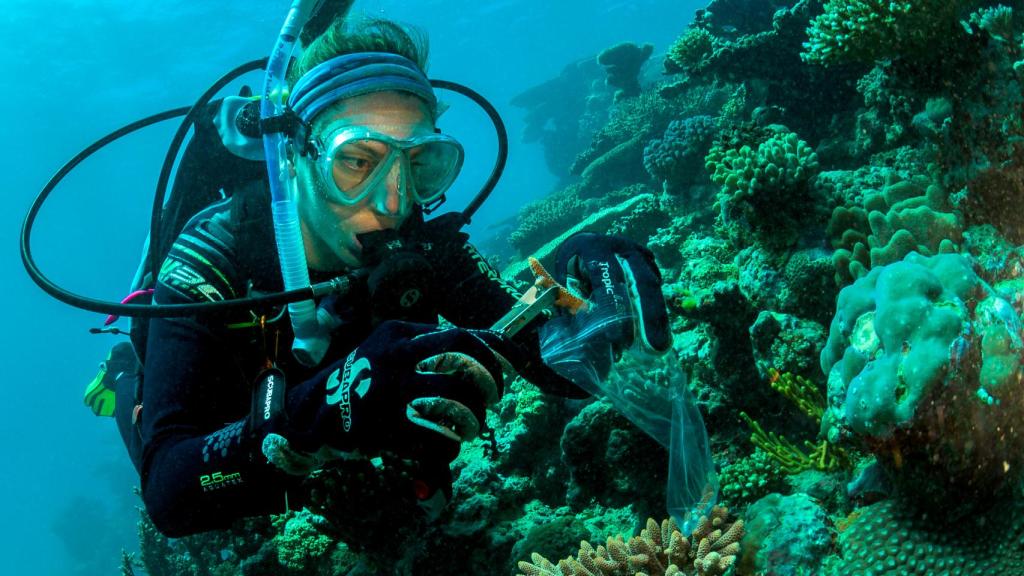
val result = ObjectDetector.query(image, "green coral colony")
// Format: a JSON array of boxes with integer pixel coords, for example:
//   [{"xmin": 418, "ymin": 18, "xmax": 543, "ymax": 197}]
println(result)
[{"xmin": 126, "ymin": 1, "xmax": 1024, "ymax": 575}]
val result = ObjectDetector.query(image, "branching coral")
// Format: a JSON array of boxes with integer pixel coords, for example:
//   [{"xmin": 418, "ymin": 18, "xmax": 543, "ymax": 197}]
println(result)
[
  {"xmin": 718, "ymin": 449, "xmax": 785, "ymax": 508},
  {"xmin": 740, "ymin": 412, "xmax": 850, "ymax": 475},
  {"xmin": 706, "ymin": 127, "xmax": 821, "ymax": 247},
  {"xmin": 517, "ymin": 508, "xmax": 744, "ymax": 576},
  {"xmin": 767, "ymin": 368, "xmax": 824, "ymax": 424},
  {"xmin": 801, "ymin": 0, "xmax": 978, "ymax": 67},
  {"xmin": 739, "ymin": 368, "xmax": 850, "ymax": 474},
  {"xmin": 707, "ymin": 130, "xmax": 819, "ymax": 199},
  {"xmin": 666, "ymin": 27, "xmax": 717, "ymax": 74},
  {"xmin": 273, "ymin": 510, "xmax": 336, "ymax": 572}
]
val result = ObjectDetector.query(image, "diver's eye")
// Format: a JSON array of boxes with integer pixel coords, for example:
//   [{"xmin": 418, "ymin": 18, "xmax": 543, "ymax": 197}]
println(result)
[{"xmin": 339, "ymin": 156, "xmax": 373, "ymax": 173}]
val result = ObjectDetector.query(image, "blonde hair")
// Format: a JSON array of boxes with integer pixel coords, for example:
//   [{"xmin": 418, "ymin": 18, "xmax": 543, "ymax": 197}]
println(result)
[{"xmin": 288, "ymin": 16, "xmax": 430, "ymax": 86}]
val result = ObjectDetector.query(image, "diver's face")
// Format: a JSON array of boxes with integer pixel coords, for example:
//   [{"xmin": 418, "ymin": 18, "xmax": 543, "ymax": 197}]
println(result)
[{"xmin": 297, "ymin": 91, "xmax": 433, "ymax": 270}]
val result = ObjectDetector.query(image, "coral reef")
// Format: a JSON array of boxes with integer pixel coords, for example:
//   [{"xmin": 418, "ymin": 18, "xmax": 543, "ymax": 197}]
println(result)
[{"xmin": 125, "ymin": 2, "xmax": 1024, "ymax": 574}]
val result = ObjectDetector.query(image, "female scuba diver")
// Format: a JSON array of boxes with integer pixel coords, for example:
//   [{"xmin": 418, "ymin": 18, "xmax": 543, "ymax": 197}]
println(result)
[{"xmin": 95, "ymin": 11, "xmax": 671, "ymax": 537}]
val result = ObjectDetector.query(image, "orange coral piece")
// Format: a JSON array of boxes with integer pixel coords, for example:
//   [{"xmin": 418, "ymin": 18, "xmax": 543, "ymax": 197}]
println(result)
[{"xmin": 528, "ymin": 257, "xmax": 589, "ymax": 314}]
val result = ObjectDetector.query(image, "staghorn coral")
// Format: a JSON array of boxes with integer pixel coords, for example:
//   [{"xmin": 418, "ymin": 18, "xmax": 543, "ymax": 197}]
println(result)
[{"xmin": 517, "ymin": 508, "xmax": 744, "ymax": 576}]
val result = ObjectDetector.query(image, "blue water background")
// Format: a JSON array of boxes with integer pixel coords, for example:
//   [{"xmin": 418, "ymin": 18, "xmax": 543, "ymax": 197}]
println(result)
[{"xmin": 2, "ymin": 1, "xmax": 697, "ymax": 573}]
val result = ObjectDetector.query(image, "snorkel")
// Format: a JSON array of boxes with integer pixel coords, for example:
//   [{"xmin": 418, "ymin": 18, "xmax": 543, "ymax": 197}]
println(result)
[{"xmin": 261, "ymin": 0, "xmax": 328, "ymax": 366}]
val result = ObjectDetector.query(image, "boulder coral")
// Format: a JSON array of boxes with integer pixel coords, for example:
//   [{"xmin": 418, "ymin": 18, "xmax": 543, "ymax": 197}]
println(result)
[
  {"xmin": 644, "ymin": 115, "xmax": 719, "ymax": 192},
  {"xmin": 820, "ymin": 252, "xmax": 1024, "ymax": 508}
]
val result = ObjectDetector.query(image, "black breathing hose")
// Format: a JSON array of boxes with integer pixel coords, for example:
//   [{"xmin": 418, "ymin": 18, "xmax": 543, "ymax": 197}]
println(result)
[{"xmin": 22, "ymin": 64, "xmax": 508, "ymax": 319}]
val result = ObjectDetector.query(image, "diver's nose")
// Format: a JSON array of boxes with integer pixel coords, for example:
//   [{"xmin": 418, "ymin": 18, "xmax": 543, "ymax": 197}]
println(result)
[{"xmin": 375, "ymin": 157, "xmax": 407, "ymax": 217}]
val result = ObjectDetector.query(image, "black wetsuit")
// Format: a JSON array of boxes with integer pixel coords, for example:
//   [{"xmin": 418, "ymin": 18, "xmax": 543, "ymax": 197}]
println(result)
[{"xmin": 118, "ymin": 101, "xmax": 544, "ymax": 537}]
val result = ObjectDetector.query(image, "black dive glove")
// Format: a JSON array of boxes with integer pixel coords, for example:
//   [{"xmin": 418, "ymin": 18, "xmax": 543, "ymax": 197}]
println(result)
[
  {"xmin": 553, "ymin": 233, "xmax": 671, "ymax": 354},
  {"xmin": 322, "ymin": 320, "xmax": 507, "ymax": 453},
  {"xmin": 265, "ymin": 320, "xmax": 511, "ymax": 473}
]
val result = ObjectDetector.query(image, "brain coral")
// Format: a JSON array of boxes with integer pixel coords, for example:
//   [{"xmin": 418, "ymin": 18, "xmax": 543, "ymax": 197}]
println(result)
[
  {"xmin": 830, "ymin": 497, "xmax": 1024, "ymax": 574},
  {"xmin": 820, "ymin": 252, "xmax": 1024, "ymax": 506}
]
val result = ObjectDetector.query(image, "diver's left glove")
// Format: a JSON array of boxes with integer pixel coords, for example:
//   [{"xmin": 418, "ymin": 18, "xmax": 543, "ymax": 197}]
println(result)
[{"xmin": 553, "ymin": 233, "xmax": 671, "ymax": 354}]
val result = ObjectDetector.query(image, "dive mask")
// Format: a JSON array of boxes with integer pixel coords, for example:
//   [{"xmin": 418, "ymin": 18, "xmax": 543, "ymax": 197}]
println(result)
[{"xmin": 312, "ymin": 125, "xmax": 464, "ymax": 212}]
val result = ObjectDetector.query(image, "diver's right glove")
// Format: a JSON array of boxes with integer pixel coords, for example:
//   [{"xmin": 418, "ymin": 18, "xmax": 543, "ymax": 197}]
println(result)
[{"xmin": 553, "ymin": 233, "xmax": 671, "ymax": 354}]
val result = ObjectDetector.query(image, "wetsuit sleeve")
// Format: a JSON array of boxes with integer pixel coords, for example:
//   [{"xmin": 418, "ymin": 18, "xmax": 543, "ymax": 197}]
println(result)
[
  {"xmin": 432, "ymin": 239, "xmax": 523, "ymax": 328},
  {"xmin": 140, "ymin": 212, "xmax": 322, "ymax": 537}
]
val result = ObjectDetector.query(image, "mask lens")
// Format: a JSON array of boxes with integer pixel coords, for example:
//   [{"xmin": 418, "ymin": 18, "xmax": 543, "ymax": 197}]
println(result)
[
  {"xmin": 409, "ymin": 140, "xmax": 462, "ymax": 203},
  {"xmin": 330, "ymin": 139, "xmax": 389, "ymax": 201}
]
